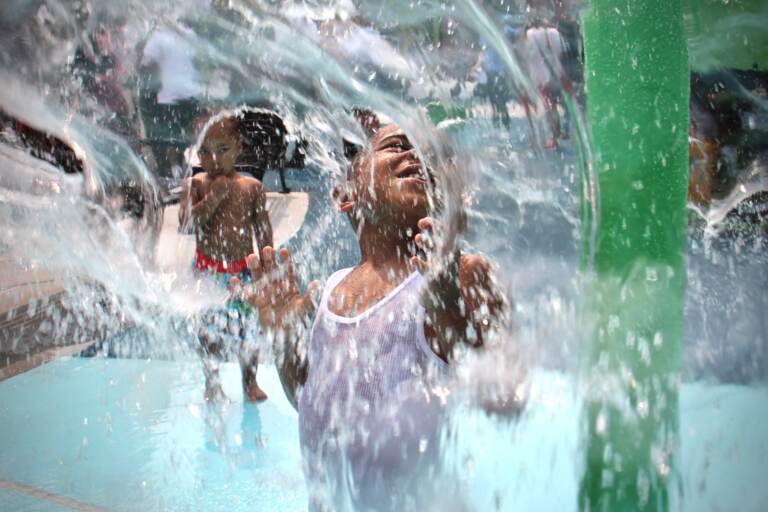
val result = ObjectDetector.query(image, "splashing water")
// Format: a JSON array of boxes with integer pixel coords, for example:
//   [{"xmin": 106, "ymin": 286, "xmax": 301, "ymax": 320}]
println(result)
[{"xmin": 1, "ymin": 1, "xmax": 766, "ymax": 511}]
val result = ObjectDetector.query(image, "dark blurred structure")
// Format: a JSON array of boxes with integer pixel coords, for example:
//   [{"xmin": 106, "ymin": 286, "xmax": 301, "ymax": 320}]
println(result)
[
  {"xmin": 689, "ymin": 69, "xmax": 768, "ymax": 207},
  {"xmin": 1, "ymin": 112, "xmax": 83, "ymax": 175},
  {"xmin": 70, "ymin": 20, "xmax": 140, "ymax": 144},
  {"xmin": 237, "ymin": 109, "xmax": 289, "ymax": 185}
]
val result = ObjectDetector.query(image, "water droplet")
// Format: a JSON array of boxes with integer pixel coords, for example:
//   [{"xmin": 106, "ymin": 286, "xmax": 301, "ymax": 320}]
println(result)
[
  {"xmin": 601, "ymin": 468, "xmax": 614, "ymax": 487},
  {"xmin": 463, "ymin": 455, "xmax": 475, "ymax": 476},
  {"xmin": 596, "ymin": 411, "xmax": 607, "ymax": 435},
  {"xmin": 419, "ymin": 437, "xmax": 428, "ymax": 453},
  {"xmin": 637, "ymin": 399, "xmax": 649, "ymax": 418},
  {"xmin": 187, "ymin": 403, "xmax": 201, "ymax": 418}
]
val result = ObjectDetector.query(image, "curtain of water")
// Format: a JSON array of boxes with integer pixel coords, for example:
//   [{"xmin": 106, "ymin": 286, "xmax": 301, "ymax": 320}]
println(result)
[
  {"xmin": 0, "ymin": 2, "xmax": 588, "ymax": 373},
  {"xmin": 0, "ymin": 0, "xmax": 766, "ymax": 510}
]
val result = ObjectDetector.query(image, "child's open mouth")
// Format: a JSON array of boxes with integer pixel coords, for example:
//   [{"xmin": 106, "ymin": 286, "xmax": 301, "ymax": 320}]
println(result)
[{"xmin": 396, "ymin": 164, "xmax": 428, "ymax": 184}]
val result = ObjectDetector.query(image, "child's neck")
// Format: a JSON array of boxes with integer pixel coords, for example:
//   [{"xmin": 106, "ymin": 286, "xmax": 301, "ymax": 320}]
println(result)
[{"xmin": 357, "ymin": 223, "xmax": 415, "ymax": 276}]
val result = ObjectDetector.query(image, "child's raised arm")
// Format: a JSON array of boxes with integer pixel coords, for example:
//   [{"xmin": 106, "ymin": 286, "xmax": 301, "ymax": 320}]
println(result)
[
  {"xmin": 411, "ymin": 217, "xmax": 505, "ymax": 362},
  {"xmin": 246, "ymin": 247, "xmax": 319, "ymax": 409},
  {"xmin": 413, "ymin": 217, "xmax": 525, "ymax": 417}
]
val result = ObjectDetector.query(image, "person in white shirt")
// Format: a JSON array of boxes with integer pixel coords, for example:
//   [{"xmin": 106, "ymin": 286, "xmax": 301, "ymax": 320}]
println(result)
[
  {"xmin": 140, "ymin": 20, "xmax": 203, "ymax": 177},
  {"xmin": 523, "ymin": 21, "xmax": 567, "ymax": 148},
  {"xmin": 143, "ymin": 21, "xmax": 203, "ymax": 106}
]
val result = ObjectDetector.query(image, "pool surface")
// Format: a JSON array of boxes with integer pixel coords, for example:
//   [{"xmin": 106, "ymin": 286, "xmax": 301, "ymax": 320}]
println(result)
[
  {"xmin": 2, "ymin": 357, "xmax": 768, "ymax": 511},
  {"xmin": 0, "ymin": 358, "xmax": 307, "ymax": 511}
]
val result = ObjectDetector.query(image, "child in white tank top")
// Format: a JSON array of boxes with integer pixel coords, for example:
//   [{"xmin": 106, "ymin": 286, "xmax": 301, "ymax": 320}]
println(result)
[{"xmin": 245, "ymin": 118, "xmax": 507, "ymax": 511}]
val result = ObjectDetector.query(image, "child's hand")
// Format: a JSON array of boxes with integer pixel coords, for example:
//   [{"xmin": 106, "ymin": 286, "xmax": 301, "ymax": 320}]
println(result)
[
  {"xmin": 411, "ymin": 216, "xmax": 463, "ymax": 316},
  {"xmin": 210, "ymin": 175, "xmax": 231, "ymax": 200},
  {"xmin": 246, "ymin": 246, "xmax": 320, "ymax": 332},
  {"xmin": 412, "ymin": 217, "xmax": 503, "ymax": 358}
]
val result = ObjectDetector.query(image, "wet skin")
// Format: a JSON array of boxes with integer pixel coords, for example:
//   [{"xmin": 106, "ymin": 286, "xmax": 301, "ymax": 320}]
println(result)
[
  {"xmin": 179, "ymin": 119, "xmax": 273, "ymax": 263},
  {"xmin": 245, "ymin": 123, "xmax": 504, "ymax": 408},
  {"xmin": 179, "ymin": 118, "xmax": 272, "ymax": 403},
  {"xmin": 344, "ymin": 123, "xmax": 434, "ymax": 229}
]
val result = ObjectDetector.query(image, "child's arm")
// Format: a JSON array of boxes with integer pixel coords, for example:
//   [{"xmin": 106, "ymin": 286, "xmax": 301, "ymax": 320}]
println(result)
[
  {"xmin": 252, "ymin": 182, "xmax": 274, "ymax": 252},
  {"xmin": 411, "ymin": 217, "xmax": 504, "ymax": 361},
  {"xmin": 179, "ymin": 176, "xmax": 230, "ymax": 230},
  {"xmin": 245, "ymin": 247, "xmax": 319, "ymax": 410},
  {"xmin": 413, "ymin": 218, "xmax": 525, "ymax": 416}
]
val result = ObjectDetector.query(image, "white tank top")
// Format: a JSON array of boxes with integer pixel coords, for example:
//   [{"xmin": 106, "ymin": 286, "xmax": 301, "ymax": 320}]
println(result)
[{"xmin": 298, "ymin": 268, "xmax": 449, "ymax": 511}]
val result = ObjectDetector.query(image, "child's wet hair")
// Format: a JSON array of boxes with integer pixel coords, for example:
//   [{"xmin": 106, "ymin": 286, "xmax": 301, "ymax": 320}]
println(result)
[
  {"xmin": 201, "ymin": 107, "xmax": 288, "ymax": 169},
  {"xmin": 204, "ymin": 110, "xmax": 255, "ymax": 143},
  {"xmin": 342, "ymin": 108, "xmax": 382, "ymax": 182},
  {"xmin": 343, "ymin": 108, "xmax": 381, "ymax": 162}
]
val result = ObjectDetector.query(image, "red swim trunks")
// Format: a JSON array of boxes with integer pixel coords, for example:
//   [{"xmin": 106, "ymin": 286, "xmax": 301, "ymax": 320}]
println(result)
[{"xmin": 194, "ymin": 250, "xmax": 249, "ymax": 274}]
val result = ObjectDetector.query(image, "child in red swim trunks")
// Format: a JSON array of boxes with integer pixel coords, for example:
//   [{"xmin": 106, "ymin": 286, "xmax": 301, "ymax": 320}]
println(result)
[{"xmin": 180, "ymin": 112, "xmax": 273, "ymax": 402}]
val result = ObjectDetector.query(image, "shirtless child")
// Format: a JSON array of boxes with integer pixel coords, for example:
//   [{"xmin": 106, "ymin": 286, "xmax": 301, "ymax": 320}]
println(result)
[{"xmin": 180, "ymin": 114, "xmax": 273, "ymax": 402}]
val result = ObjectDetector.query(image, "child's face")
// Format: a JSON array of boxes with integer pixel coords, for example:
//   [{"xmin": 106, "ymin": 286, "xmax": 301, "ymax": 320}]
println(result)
[
  {"xmin": 350, "ymin": 124, "xmax": 432, "ymax": 225},
  {"xmin": 198, "ymin": 120, "xmax": 242, "ymax": 178}
]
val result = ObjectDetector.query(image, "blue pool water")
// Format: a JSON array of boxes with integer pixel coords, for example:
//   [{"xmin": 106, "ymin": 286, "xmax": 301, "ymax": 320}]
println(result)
[
  {"xmin": 0, "ymin": 489, "xmax": 71, "ymax": 512},
  {"xmin": 2, "ymin": 357, "xmax": 767, "ymax": 511},
  {"xmin": 0, "ymin": 358, "xmax": 306, "ymax": 511},
  {"xmin": 454, "ymin": 376, "xmax": 768, "ymax": 511}
]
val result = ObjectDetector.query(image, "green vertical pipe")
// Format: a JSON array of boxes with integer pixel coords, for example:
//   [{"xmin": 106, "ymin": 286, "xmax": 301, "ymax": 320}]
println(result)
[
  {"xmin": 580, "ymin": 1, "xmax": 689, "ymax": 511},
  {"xmin": 432, "ymin": 17, "xmax": 442, "ymax": 47}
]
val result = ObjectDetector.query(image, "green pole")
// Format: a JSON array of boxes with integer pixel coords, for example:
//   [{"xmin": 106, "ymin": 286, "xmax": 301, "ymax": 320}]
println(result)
[
  {"xmin": 432, "ymin": 17, "xmax": 442, "ymax": 47},
  {"xmin": 580, "ymin": 1, "xmax": 689, "ymax": 511}
]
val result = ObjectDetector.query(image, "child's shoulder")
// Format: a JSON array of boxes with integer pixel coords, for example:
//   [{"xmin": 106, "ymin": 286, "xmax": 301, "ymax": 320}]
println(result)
[
  {"xmin": 234, "ymin": 173, "xmax": 265, "ymax": 191},
  {"xmin": 187, "ymin": 173, "xmax": 209, "ymax": 193},
  {"xmin": 330, "ymin": 266, "xmax": 356, "ymax": 280},
  {"xmin": 190, "ymin": 172, "xmax": 210, "ymax": 185},
  {"xmin": 322, "ymin": 266, "xmax": 357, "ymax": 294}
]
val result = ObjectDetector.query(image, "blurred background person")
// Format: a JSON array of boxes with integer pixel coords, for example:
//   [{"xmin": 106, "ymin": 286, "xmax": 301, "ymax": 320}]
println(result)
[{"xmin": 139, "ymin": 17, "xmax": 203, "ymax": 180}]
